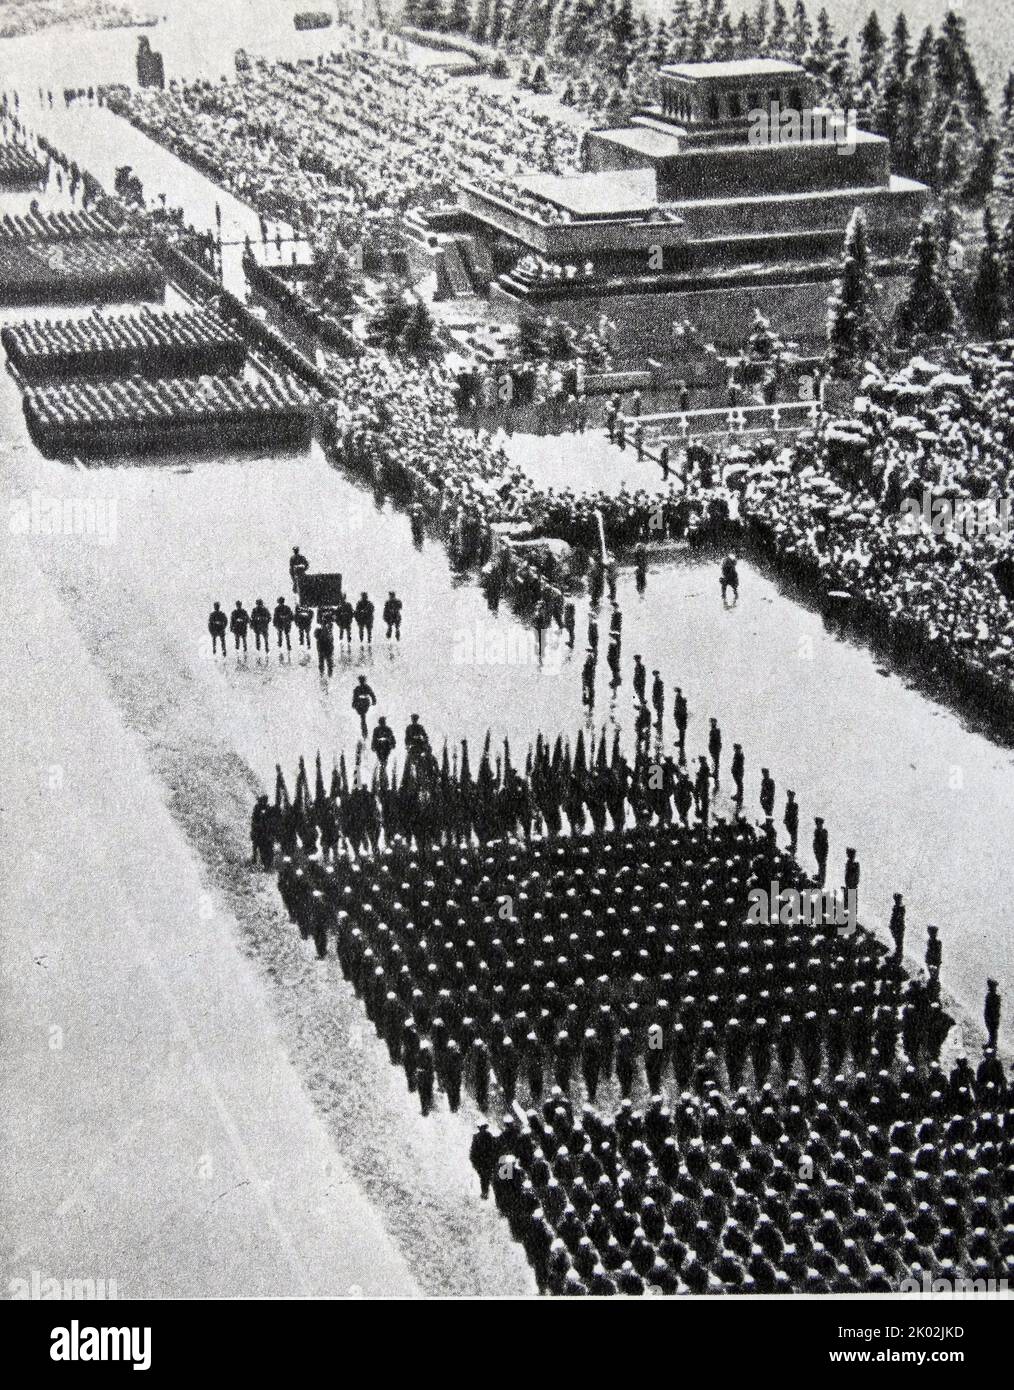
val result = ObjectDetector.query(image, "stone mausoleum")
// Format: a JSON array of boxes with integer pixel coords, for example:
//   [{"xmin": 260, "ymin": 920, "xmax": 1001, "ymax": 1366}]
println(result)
[{"xmin": 447, "ymin": 58, "xmax": 928, "ymax": 353}]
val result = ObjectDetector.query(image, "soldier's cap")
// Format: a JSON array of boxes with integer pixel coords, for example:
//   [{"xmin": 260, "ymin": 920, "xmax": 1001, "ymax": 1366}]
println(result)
[
  {"xmin": 815, "ymin": 817, "xmax": 824, "ymax": 825},
  {"xmin": 846, "ymin": 847, "xmax": 855, "ymax": 855},
  {"xmin": 987, "ymin": 978, "xmax": 998, "ymax": 988}
]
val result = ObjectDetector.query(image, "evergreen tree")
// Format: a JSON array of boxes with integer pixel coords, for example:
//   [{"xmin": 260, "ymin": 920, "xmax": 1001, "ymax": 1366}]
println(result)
[
  {"xmin": 936, "ymin": 100, "xmax": 975, "ymax": 198},
  {"xmin": 399, "ymin": 295, "xmax": 442, "ymax": 359},
  {"xmin": 417, "ymin": 0, "xmax": 447, "ymax": 31},
  {"xmin": 714, "ymin": 13, "xmax": 737, "ymax": 59},
  {"xmin": 826, "ymin": 208, "xmax": 878, "ymax": 377},
  {"xmin": 449, "ymin": 0, "xmax": 472, "ymax": 33},
  {"xmin": 608, "ymin": 0, "xmax": 637, "ymax": 77},
  {"xmin": 789, "ymin": 0, "xmax": 811, "ymax": 63},
  {"xmin": 858, "ymin": 10, "xmax": 885, "ymax": 93},
  {"xmin": 751, "ymin": 0, "xmax": 770, "ymax": 51},
  {"xmin": 768, "ymin": 0, "xmax": 790, "ymax": 58},
  {"xmin": 668, "ymin": 0, "xmax": 694, "ymax": 61},
  {"xmin": 872, "ymin": 12, "xmax": 909, "ymax": 147},
  {"xmin": 829, "ymin": 37, "xmax": 855, "ymax": 110},
  {"xmin": 895, "ymin": 214, "xmax": 960, "ymax": 343},
  {"xmin": 471, "ymin": 0, "xmax": 492, "ymax": 40},
  {"xmin": 805, "ymin": 7, "xmax": 835, "ymax": 96},
  {"xmin": 968, "ymin": 206, "xmax": 1005, "ymax": 339},
  {"xmin": 735, "ymin": 11, "xmax": 753, "ymax": 58},
  {"xmin": 370, "ymin": 281, "xmax": 414, "ymax": 351},
  {"xmin": 652, "ymin": 18, "xmax": 671, "ymax": 67},
  {"xmin": 963, "ymin": 134, "xmax": 998, "ymax": 206},
  {"xmin": 1002, "ymin": 71, "xmax": 1014, "ymax": 128},
  {"xmin": 1001, "ymin": 213, "xmax": 1014, "ymax": 300},
  {"xmin": 488, "ymin": 0, "xmax": 507, "ymax": 45}
]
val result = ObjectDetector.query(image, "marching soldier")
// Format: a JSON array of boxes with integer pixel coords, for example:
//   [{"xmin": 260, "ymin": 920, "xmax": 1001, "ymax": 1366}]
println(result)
[
  {"xmin": 720, "ymin": 554, "xmax": 739, "ymax": 604},
  {"xmin": 352, "ymin": 675, "xmax": 377, "ymax": 737},
  {"xmin": 759, "ymin": 767, "xmax": 775, "ymax": 818},
  {"xmin": 843, "ymin": 847, "xmax": 860, "ymax": 912},
  {"xmin": 371, "ymin": 716, "xmax": 396, "ymax": 765},
  {"xmin": 673, "ymin": 687, "xmax": 688, "ymax": 751},
  {"xmin": 250, "ymin": 598, "xmax": 271, "ymax": 653},
  {"xmin": 783, "ymin": 789, "xmax": 798, "ymax": 853},
  {"xmin": 273, "ymin": 596, "xmax": 294, "ymax": 653},
  {"xmin": 336, "ymin": 592, "xmax": 355, "ymax": 644},
  {"xmin": 314, "ymin": 619, "xmax": 334, "ymax": 677},
  {"xmin": 889, "ymin": 893, "xmax": 906, "ymax": 962},
  {"xmin": 229, "ymin": 600, "xmax": 249, "ymax": 654},
  {"xmin": 632, "ymin": 654, "xmax": 646, "ymax": 704},
  {"xmin": 708, "ymin": 718, "xmax": 722, "ymax": 784},
  {"xmin": 731, "ymin": 743, "xmax": 745, "ymax": 804},
  {"xmin": 383, "ymin": 590, "xmax": 403, "ymax": 641},
  {"xmin": 404, "ymin": 714, "xmax": 429, "ymax": 759},
  {"xmin": 294, "ymin": 600, "xmax": 313, "ymax": 648},
  {"xmin": 355, "ymin": 591, "xmax": 375, "ymax": 644},
  {"xmin": 651, "ymin": 670, "xmax": 664, "ymax": 726},
  {"xmin": 984, "ymin": 979, "xmax": 1001, "ymax": 1050},
  {"xmin": 813, "ymin": 816, "xmax": 829, "ymax": 887},
  {"xmin": 925, "ymin": 924, "xmax": 942, "ymax": 980},
  {"xmin": 470, "ymin": 1122, "xmax": 496, "ymax": 1199},
  {"xmin": 208, "ymin": 602, "xmax": 227, "ymax": 656}
]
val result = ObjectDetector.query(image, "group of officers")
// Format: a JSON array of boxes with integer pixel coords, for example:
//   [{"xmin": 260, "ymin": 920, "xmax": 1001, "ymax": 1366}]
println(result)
[{"xmin": 206, "ymin": 544, "xmax": 404, "ymax": 672}]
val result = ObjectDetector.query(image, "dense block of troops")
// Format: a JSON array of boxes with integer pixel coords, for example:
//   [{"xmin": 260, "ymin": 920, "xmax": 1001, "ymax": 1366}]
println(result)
[
  {"xmin": 0, "ymin": 238, "xmax": 165, "ymax": 307},
  {"xmin": 258, "ymin": 725, "xmax": 1009, "ymax": 1293},
  {"xmin": 474, "ymin": 1054, "xmax": 1013, "ymax": 1295},
  {"xmin": 24, "ymin": 371, "xmax": 316, "ymax": 455},
  {"xmin": 0, "ymin": 140, "xmax": 45, "ymax": 189},
  {"xmin": 0, "ymin": 207, "xmax": 124, "ymax": 243},
  {"xmin": 3, "ymin": 305, "xmax": 247, "ymax": 380}
]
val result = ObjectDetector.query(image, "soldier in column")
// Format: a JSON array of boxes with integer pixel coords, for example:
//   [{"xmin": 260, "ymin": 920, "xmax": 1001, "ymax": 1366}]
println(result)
[
  {"xmin": 250, "ymin": 597, "xmax": 271, "ymax": 654},
  {"xmin": 208, "ymin": 602, "xmax": 227, "ymax": 656},
  {"xmin": 273, "ymin": 595, "xmax": 294, "ymax": 655},
  {"xmin": 783, "ymin": 789, "xmax": 799, "ymax": 854},
  {"xmin": 731, "ymin": 743, "xmax": 745, "ymax": 805},
  {"xmin": 229, "ymin": 599, "xmax": 249, "ymax": 654},
  {"xmin": 812, "ymin": 817, "xmax": 829, "ymax": 888},
  {"xmin": 673, "ymin": 687, "xmax": 688, "ymax": 754}
]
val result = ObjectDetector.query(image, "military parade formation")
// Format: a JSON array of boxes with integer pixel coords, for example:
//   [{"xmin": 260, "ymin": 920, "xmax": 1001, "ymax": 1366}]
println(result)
[
  {"xmin": 3, "ymin": 304, "xmax": 246, "ymax": 380},
  {"xmin": 24, "ymin": 371, "xmax": 316, "ymax": 455},
  {"xmin": 253, "ymin": 607, "xmax": 1010, "ymax": 1293}
]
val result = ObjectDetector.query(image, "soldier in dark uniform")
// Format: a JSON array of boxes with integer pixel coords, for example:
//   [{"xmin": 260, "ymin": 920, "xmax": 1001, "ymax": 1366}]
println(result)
[
  {"xmin": 984, "ymin": 979, "xmax": 1001, "ymax": 1049},
  {"xmin": 250, "ymin": 794, "xmax": 275, "ymax": 868},
  {"xmin": 813, "ymin": 816, "xmax": 829, "ymax": 887},
  {"xmin": 783, "ymin": 789, "xmax": 799, "ymax": 853},
  {"xmin": 632, "ymin": 654, "xmax": 646, "ymax": 704},
  {"xmin": 673, "ymin": 687, "xmax": 688, "ymax": 752},
  {"xmin": 708, "ymin": 718, "xmax": 722, "ymax": 784},
  {"xmin": 694, "ymin": 757, "xmax": 710, "ymax": 823},
  {"xmin": 314, "ymin": 620, "xmax": 334, "ymax": 677},
  {"xmin": 208, "ymin": 602, "xmax": 227, "ymax": 656},
  {"xmin": 889, "ymin": 893, "xmax": 906, "ymax": 961},
  {"xmin": 383, "ymin": 590, "xmax": 402, "ymax": 640},
  {"xmin": 731, "ymin": 743, "xmax": 745, "ymax": 804},
  {"xmin": 289, "ymin": 546, "xmax": 309, "ymax": 594},
  {"xmin": 230, "ymin": 600, "xmax": 249, "ymax": 654},
  {"xmin": 759, "ymin": 767, "xmax": 775, "ymax": 818},
  {"xmin": 335, "ymin": 593, "xmax": 354, "ymax": 645},
  {"xmin": 250, "ymin": 598, "xmax": 271, "ymax": 653},
  {"xmin": 720, "ymin": 554, "xmax": 739, "ymax": 605},
  {"xmin": 354, "ymin": 591, "xmax": 375, "ymax": 644},
  {"xmin": 924, "ymin": 925, "xmax": 942, "ymax": 981},
  {"xmin": 404, "ymin": 714, "xmax": 428, "ymax": 759},
  {"xmin": 294, "ymin": 601, "xmax": 313, "ymax": 648},
  {"xmin": 651, "ymin": 670, "xmax": 664, "ymax": 726},
  {"xmin": 352, "ymin": 675, "xmax": 377, "ymax": 737},
  {"xmin": 416, "ymin": 1041, "xmax": 435, "ymax": 1116},
  {"xmin": 582, "ymin": 650, "xmax": 596, "ymax": 707},
  {"xmin": 843, "ymin": 847, "xmax": 860, "ymax": 912},
  {"xmin": 273, "ymin": 596, "xmax": 294, "ymax": 654},
  {"xmin": 371, "ymin": 716, "xmax": 396, "ymax": 765}
]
